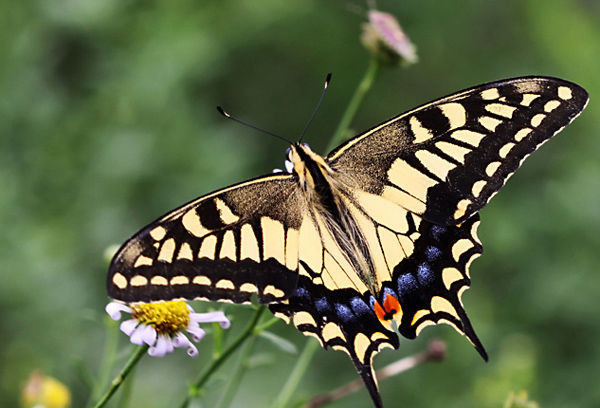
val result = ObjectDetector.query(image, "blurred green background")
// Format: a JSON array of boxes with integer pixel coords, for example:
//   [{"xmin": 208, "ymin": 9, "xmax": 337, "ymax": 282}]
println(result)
[{"xmin": 1, "ymin": 1, "xmax": 599, "ymax": 407}]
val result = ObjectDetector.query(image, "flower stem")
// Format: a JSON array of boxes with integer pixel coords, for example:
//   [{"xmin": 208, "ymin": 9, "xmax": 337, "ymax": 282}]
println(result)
[
  {"xmin": 254, "ymin": 316, "xmax": 281, "ymax": 333},
  {"xmin": 116, "ymin": 365, "xmax": 136, "ymax": 408},
  {"xmin": 85, "ymin": 318, "xmax": 120, "ymax": 408},
  {"xmin": 179, "ymin": 306, "xmax": 266, "ymax": 408},
  {"xmin": 270, "ymin": 338, "xmax": 320, "ymax": 408},
  {"xmin": 215, "ymin": 332, "xmax": 259, "ymax": 408},
  {"xmin": 326, "ymin": 58, "xmax": 381, "ymax": 153},
  {"xmin": 91, "ymin": 345, "xmax": 148, "ymax": 408},
  {"xmin": 213, "ymin": 321, "xmax": 225, "ymax": 357}
]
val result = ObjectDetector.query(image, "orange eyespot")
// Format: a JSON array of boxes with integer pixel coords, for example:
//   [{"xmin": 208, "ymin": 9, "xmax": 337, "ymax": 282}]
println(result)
[
  {"xmin": 383, "ymin": 293, "xmax": 400, "ymax": 316},
  {"xmin": 373, "ymin": 293, "xmax": 402, "ymax": 323},
  {"xmin": 373, "ymin": 300, "xmax": 387, "ymax": 322}
]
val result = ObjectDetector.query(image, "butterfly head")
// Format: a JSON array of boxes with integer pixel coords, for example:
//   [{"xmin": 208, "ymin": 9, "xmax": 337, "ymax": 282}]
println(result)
[{"xmin": 286, "ymin": 143, "xmax": 333, "ymax": 191}]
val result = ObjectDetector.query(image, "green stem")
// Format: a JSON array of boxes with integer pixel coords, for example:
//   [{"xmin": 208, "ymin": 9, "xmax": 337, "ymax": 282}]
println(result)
[
  {"xmin": 327, "ymin": 58, "xmax": 381, "ymax": 153},
  {"xmin": 116, "ymin": 365, "xmax": 136, "ymax": 408},
  {"xmin": 213, "ymin": 321, "xmax": 224, "ymax": 357},
  {"xmin": 270, "ymin": 338, "xmax": 320, "ymax": 408},
  {"xmin": 86, "ymin": 318, "xmax": 120, "ymax": 408},
  {"xmin": 179, "ymin": 306, "xmax": 266, "ymax": 408},
  {"xmin": 215, "ymin": 332, "xmax": 259, "ymax": 408},
  {"xmin": 92, "ymin": 345, "xmax": 148, "ymax": 408},
  {"xmin": 254, "ymin": 316, "xmax": 281, "ymax": 333}
]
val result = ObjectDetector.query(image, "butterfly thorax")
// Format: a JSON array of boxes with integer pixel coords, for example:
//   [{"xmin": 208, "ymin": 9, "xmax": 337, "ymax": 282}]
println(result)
[
  {"xmin": 288, "ymin": 144, "xmax": 379, "ymax": 295},
  {"xmin": 287, "ymin": 143, "xmax": 331, "ymax": 193}
]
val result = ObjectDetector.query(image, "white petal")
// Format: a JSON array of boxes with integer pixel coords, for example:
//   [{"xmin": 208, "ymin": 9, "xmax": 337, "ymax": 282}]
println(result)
[
  {"xmin": 165, "ymin": 336, "xmax": 174, "ymax": 354},
  {"xmin": 148, "ymin": 336, "xmax": 172, "ymax": 357},
  {"xmin": 141, "ymin": 325, "xmax": 158, "ymax": 346},
  {"xmin": 190, "ymin": 311, "xmax": 231, "ymax": 329},
  {"xmin": 105, "ymin": 302, "xmax": 132, "ymax": 320},
  {"xmin": 186, "ymin": 326, "xmax": 206, "ymax": 342},
  {"xmin": 173, "ymin": 333, "xmax": 199, "ymax": 357},
  {"xmin": 120, "ymin": 319, "xmax": 139, "ymax": 336},
  {"xmin": 172, "ymin": 332, "xmax": 190, "ymax": 348},
  {"xmin": 130, "ymin": 325, "xmax": 147, "ymax": 345},
  {"xmin": 186, "ymin": 343, "xmax": 199, "ymax": 357},
  {"xmin": 284, "ymin": 160, "xmax": 294, "ymax": 173}
]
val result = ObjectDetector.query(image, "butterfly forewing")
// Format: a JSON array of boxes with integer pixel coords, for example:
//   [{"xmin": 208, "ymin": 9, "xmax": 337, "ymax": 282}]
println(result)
[
  {"xmin": 107, "ymin": 174, "xmax": 302, "ymax": 304},
  {"xmin": 327, "ymin": 77, "xmax": 588, "ymax": 225}
]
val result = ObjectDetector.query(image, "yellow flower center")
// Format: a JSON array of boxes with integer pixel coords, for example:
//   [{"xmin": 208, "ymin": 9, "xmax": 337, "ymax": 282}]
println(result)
[{"xmin": 131, "ymin": 301, "xmax": 190, "ymax": 336}]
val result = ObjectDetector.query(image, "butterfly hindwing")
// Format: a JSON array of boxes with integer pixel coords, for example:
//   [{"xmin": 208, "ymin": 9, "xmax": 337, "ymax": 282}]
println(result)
[
  {"xmin": 107, "ymin": 174, "xmax": 302, "ymax": 304},
  {"xmin": 270, "ymin": 212, "xmax": 483, "ymax": 407},
  {"xmin": 327, "ymin": 77, "xmax": 588, "ymax": 225},
  {"xmin": 392, "ymin": 213, "xmax": 486, "ymax": 358},
  {"xmin": 270, "ymin": 277, "xmax": 399, "ymax": 408}
]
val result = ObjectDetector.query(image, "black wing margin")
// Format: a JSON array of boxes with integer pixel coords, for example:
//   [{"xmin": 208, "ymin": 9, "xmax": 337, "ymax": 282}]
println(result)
[{"xmin": 107, "ymin": 173, "xmax": 302, "ymax": 304}]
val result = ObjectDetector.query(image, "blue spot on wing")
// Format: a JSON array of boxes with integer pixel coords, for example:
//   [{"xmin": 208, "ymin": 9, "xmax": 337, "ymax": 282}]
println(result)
[
  {"xmin": 369, "ymin": 295, "xmax": 377, "ymax": 309},
  {"xmin": 383, "ymin": 287, "xmax": 395, "ymax": 297},
  {"xmin": 315, "ymin": 297, "xmax": 330, "ymax": 314},
  {"xmin": 294, "ymin": 287, "xmax": 310, "ymax": 300},
  {"xmin": 334, "ymin": 303, "xmax": 354, "ymax": 322},
  {"xmin": 425, "ymin": 246, "xmax": 441, "ymax": 261},
  {"xmin": 397, "ymin": 273, "xmax": 418, "ymax": 296},
  {"xmin": 431, "ymin": 225, "xmax": 446, "ymax": 241},
  {"xmin": 350, "ymin": 297, "xmax": 371, "ymax": 316},
  {"xmin": 417, "ymin": 262, "xmax": 434, "ymax": 286}
]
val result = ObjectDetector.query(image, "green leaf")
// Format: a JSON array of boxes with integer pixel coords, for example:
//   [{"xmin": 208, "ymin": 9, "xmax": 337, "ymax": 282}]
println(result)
[{"xmin": 258, "ymin": 331, "xmax": 298, "ymax": 354}]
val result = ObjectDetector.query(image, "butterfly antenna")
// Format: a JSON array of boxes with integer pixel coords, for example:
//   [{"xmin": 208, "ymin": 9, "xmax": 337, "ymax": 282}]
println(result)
[
  {"xmin": 299, "ymin": 73, "xmax": 332, "ymax": 143},
  {"xmin": 216, "ymin": 106, "xmax": 293, "ymax": 145}
]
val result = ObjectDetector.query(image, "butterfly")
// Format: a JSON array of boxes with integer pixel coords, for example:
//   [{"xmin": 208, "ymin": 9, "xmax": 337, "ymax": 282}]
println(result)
[{"xmin": 107, "ymin": 76, "xmax": 588, "ymax": 408}]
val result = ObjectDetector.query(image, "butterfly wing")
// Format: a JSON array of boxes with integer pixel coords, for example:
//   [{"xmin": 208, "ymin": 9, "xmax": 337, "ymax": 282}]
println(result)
[
  {"xmin": 270, "ymin": 209, "xmax": 483, "ymax": 408},
  {"xmin": 391, "ymin": 213, "xmax": 484, "ymax": 356},
  {"xmin": 107, "ymin": 173, "xmax": 303, "ymax": 304},
  {"xmin": 269, "ymin": 207, "xmax": 400, "ymax": 408},
  {"xmin": 281, "ymin": 76, "xmax": 587, "ymax": 406},
  {"xmin": 327, "ymin": 77, "xmax": 588, "ymax": 225}
]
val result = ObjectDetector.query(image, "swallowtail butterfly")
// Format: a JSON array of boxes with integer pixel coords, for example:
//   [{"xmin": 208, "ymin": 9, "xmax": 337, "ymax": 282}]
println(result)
[{"xmin": 107, "ymin": 76, "xmax": 588, "ymax": 407}]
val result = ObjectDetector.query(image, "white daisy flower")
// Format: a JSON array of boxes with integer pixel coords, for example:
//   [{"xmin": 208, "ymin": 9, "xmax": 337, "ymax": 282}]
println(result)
[{"xmin": 106, "ymin": 300, "xmax": 230, "ymax": 357}]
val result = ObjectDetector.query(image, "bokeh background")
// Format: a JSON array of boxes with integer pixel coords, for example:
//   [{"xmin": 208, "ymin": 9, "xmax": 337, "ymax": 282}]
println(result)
[{"xmin": 2, "ymin": 1, "xmax": 599, "ymax": 407}]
